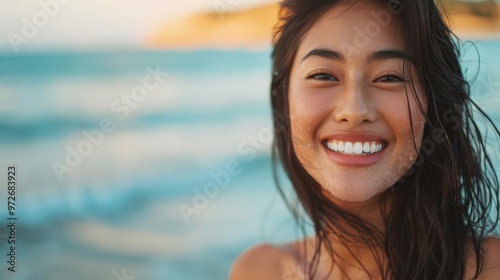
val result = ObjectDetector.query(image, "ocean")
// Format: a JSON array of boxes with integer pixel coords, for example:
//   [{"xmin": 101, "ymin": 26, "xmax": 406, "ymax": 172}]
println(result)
[{"xmin": 0, "ymin": 40, "xmax": 499, "ymax": 280}]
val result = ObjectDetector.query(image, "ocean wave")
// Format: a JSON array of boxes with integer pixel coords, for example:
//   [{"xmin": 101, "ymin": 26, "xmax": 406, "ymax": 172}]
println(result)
[
  {"xmin": 0, "ymin": 153, "xmax": 274, "ymax": 226},
  {"xmin": 0, "ymin": 49, "xmax": 272, "ymax": 78},
  {"xmin": 0, "ymin": 102, "xmax": 271, "ymax": 141}
]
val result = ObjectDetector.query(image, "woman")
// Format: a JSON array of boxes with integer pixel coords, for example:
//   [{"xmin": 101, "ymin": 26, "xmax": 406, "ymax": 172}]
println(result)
[{"xmin": 230, "ymin": 0, "xmax": 500, "ymax": 279}]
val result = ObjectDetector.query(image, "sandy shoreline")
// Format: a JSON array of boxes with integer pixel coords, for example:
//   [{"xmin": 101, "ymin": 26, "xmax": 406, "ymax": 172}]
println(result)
[{"xmin": 146, "ymin": 3, "xmax": 500, "ymax": 50}]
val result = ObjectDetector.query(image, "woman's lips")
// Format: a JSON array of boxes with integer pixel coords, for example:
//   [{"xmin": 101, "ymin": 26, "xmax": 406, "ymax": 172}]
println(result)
[{"xmin": 321, "ymin": 135, "xmax": 388, "ymax": 166}]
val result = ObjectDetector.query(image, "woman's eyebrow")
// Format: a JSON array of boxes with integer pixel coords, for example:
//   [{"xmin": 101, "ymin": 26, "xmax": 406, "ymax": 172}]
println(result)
[
  {"xmin": 367, "ymin": 49, "xmax": 412, "ymax": 63},
  {"xmin": 301, "ymin": 48, "xmax": 345, "ymax": 63},
  {"xmin": 301, "ymin": 48, "xmax": 412, "ymax": 64}
]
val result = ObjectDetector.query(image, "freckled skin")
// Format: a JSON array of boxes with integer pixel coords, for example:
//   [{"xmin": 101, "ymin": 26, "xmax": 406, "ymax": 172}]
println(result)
[{"xmin": 288, "ymin": 1, "xmax": 427, "ymax": 202}]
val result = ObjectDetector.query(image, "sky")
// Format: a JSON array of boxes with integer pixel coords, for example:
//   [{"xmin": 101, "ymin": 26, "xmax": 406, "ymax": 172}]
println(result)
[{"xmin": 0, "ymin": 0, "xmax": 277, "ymax": 54}]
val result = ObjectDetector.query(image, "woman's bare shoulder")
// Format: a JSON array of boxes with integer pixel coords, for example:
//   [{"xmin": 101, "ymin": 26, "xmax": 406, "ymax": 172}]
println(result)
[
  {"xmin": 229, "ymin": 240, "xmax": 307, "ymax": 280},
  {"xmin": 476, "ymin": 236, "xmax": 500, "ymax": 279},
  {"xmin": 466, "ymin": 236, "xmax": 500, "ymax": 279}
]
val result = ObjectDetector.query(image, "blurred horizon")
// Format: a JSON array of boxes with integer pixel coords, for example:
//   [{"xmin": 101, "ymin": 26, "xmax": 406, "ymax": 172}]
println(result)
[
  {"xmin": 0, "ymin": 0, "xmax": 498, "ymax": 54},
  {"xmin": 0, "ymin": 0, "xmax": 278, "ymax": 54}
]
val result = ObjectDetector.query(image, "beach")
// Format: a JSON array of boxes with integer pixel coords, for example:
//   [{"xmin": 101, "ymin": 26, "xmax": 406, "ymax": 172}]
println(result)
[
  {"xmin": 0, "ymin": 2, "xmax": 499, "ymax": 279},
  {"xmin": 146, "ymin": 2, "xmax": 500, "ymax": 50}
]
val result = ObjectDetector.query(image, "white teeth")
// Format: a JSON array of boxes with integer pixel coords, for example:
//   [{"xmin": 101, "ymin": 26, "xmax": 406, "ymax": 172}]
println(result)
[
  {"xmin": 344, "ymin": 142, "xmax": 353, "ymax": 153},
  {"xmin": 338, "ymin": 141, "xmax": 344, "ymax": 152},
  {"xmin": 325, "ymin": 140, "xmax": 384, "ymax": 155},
  {"xmin": 353, "ymin": 142, "xmax": 363, "ymax": 154},
  {"xmin": 363, "ymin": 142, "xmax": 370, "ymax": 153}
]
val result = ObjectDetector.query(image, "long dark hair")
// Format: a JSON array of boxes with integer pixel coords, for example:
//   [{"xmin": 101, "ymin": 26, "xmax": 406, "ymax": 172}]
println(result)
[{"xmin": 270, "ymin": 0, "xmax": 500, "ymax": 279}]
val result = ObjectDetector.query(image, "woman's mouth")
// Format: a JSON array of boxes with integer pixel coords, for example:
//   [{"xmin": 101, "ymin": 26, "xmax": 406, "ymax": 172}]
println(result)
[
  {"xmin": 323, "ymin": 140, "xmax": 386, "ymax": 155},
  {"xmin": 321, "ymin": 137, "xmax": 388, "ymax": 166}
]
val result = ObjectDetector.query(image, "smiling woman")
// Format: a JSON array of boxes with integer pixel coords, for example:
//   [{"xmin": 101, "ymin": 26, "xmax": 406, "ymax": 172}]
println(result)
[
  {"xmin": 288, "ymin": 9, "xmax": 427, "ymax": 202},
  {"xmin": 230, "ymin": 0, "xmax": 500, "ymax": 279}
]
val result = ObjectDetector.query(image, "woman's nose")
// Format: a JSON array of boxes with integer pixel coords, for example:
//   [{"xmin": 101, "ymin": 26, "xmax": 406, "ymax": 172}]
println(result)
[{"xmin": 333, "ymin": 81, "xmax": 377, "ymax": 127}]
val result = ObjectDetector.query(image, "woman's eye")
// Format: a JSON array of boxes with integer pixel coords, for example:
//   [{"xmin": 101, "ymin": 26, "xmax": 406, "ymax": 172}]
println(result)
[
  {"xmin": 375, "ymin": 75, "xmax": 406, "ymax": 83},
  {"xmin": 307, "ymin": 73, "xmax": 338, "ymax": 81}
]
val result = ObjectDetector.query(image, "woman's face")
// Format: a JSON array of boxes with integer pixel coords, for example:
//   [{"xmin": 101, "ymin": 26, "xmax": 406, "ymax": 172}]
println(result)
[{"xmin": 289, "ymin": 0, "xmax": 427, "ymax": 202}]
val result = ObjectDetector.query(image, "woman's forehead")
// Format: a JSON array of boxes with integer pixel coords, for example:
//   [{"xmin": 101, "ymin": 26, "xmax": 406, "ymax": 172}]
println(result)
[{"xmin": 297, "ymin": 0, "xmax": 405, "ymax": 58}]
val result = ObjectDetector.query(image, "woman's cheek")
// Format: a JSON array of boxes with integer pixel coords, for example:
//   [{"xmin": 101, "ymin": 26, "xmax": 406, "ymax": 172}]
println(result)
[
  {"xmin": 289, "ymin": 107, "xmax": 316, "ymax": 149},
  {"xmin": 393, "ymin": 114, "xmax": 427, "ymax": 183},
  {"xmin": 289, "ymin": 96, "xmax": 327, "ymax": 171}
]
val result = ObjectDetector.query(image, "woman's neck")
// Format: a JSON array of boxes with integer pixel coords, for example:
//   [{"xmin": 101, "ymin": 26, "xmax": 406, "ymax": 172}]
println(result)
[
  {"xmin": 321, "ymin": 188, "xmax": 394, "ymax": 234},
  {"xmin": 311, "ymin": 189, "xmax": 395, "ymax": 278}
]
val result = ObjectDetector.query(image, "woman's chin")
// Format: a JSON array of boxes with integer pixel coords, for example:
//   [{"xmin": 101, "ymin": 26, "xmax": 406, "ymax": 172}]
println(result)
[{"xmin": 318, "ymin": 170, "xmax": 401, "ymax": 202}]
